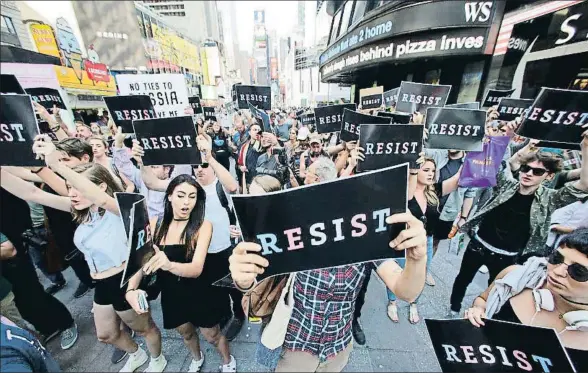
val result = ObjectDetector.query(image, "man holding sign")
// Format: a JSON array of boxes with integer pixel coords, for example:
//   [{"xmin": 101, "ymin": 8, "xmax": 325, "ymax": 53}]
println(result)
[{"xmin": 228, "ymin": 163, "xmax": 428, "ymax": 372}]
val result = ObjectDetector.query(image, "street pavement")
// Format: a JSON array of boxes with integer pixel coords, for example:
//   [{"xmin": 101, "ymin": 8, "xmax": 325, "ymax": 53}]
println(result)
[{"xmin": 43, "ymin": 239, "xmax": 490, "ymax": 372}]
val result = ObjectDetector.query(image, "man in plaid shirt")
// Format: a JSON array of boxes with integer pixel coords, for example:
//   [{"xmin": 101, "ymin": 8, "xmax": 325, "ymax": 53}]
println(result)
[{"xmin": 230, "ymin": 157, "xmax": 428, "ymax": 372}]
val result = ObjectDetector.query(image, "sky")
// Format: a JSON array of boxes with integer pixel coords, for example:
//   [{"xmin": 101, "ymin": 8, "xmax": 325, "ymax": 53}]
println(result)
[{"xmin": 231, "ymin": 1, "xmax": 300, "ymax": 52}]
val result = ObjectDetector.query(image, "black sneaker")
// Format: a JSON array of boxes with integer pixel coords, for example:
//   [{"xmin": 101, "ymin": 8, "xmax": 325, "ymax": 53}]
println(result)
[
  {"xmin": 352, "ymin": 320, "xmax": 366, "ymax": 346},
  {"xmin": 224, "ymin": 317, "xmax": 244, "ymax": 341},
  {"xmin": 73, "ymin": 283, "xmax": 91, "ymax": 299},
  {"xmin": 45, "ymin": 280, "xmax": 66, "ymax": 295},
  {"xmin": 111, "ymin": 330, "xmax": 135, "ymax": 364}
]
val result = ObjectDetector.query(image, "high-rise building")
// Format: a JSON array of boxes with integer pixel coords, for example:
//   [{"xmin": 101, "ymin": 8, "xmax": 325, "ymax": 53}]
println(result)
[
  {"xmin": 1, "ymin": 1, "xmax": 34, "ymax": 50},
  {"xmin": 140, "ymin": 0, "xmax": 220, "ymax": 43}
]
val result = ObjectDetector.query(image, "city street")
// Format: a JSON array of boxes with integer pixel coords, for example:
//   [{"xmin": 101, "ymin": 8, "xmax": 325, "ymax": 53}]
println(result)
[{"xmin": 44, "ymin": 240, "xmax": 490, "ymax": 372}]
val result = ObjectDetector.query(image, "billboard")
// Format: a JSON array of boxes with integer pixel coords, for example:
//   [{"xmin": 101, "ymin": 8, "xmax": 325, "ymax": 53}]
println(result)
[
  {"xmin": 71, "ymin": 1, "xmax": 148, "ymax": 71},
  {"xmin": 254, "ymin": 9, "xmax": 265, "ymax": 25},
  {"xmin": 270, "ymin": 57, "xmax": 278, "ymax": 80},
  {"xmin": 29, "ymin": 24, "xmax": 61, "ymax": 58}
]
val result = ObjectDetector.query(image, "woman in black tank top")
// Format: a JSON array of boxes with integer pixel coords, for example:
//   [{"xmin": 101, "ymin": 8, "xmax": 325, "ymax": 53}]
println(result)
[
  {"xmin": 464, "ymin": 229, "xmax": 588, "ymax": 372},
  {"xmin": 125, "ymin": 175, "xmax": 235, "ymax": 372}
]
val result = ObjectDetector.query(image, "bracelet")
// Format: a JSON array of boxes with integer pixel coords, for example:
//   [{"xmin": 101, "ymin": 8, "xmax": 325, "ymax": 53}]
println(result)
[
  {"xmin": 234, "ymin": 278, "xmax": 258, "ymax": 293},
  {"xmin": 31, "ymin": 167, "xmax": 45, "ymax": 174},
  {"xmin": 50, "ymin": 125, "xmax": 61, "ymax": 132},
  {"xmin": 460, "ymin": 215, "xmax": 468, "ymax": 220},
  {"xmin": 410, "ymin": 171, "xmax": 419, "ymax": 175},
  {"xmin": 125, "ymin": 288, "xmax": 137, "ymax": 294}
]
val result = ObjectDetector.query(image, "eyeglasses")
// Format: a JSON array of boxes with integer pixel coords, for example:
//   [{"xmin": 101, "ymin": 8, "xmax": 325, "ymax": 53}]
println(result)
[
  {"xmin": 519, "ymin": 164, "xmax": 549, "ymax": 177},
  {"xmin": 548, "ymin": 250, "xmax": 588, "ymax": 282},
  {"xmin": 194, "ymin": 163, "xmax": 209, "ymax": 169}
]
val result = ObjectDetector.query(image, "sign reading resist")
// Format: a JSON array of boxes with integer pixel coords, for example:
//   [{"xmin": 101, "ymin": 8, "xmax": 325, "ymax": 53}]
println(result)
[
  {"xmin": 314, "ymin": 103, "xmax": 357, "ymax": 133},
  {"xmin": 232, "ymin": 164, "xmax": 408, "ymax": 280},
  {"xmin": 383, "ymin": 88, "xmax": 399, "ymax": 108},
  {"xmin": 115, "ymin": 193, "xmax": 154, "ymax": 288},
  {"xmin": 340, "ymin": 108, "xmax": 391, "ymax": 142},
  {"xmin": 425, "ymin": 319, "xmax": 577, "ymax": 373},
  {"xmin": 236, "ymin": 85, "xmax": 271, "ymax": 110},
  {"xmin": 203, "ymin": 106, "xmax": 217, "ymax": 122},
  {"xmin": 24, "ymin": 88, "xmax": 67, "ymax": 110},
  {"xmin": 361, "ymin": 93, "xmax": 383, "ymax": 109},
  {"xmin": 377, "ymin": 111, "xmax": 411, "ymax": 124},
  {"xmin": 446, "ymin": 102, "xmax": 480, "ymax": 110},
  {"xmin": 132, "ymin": 116, "xmax": 201, "ymax": 166},
  {"xmin": 517, "ymin": 88, "xmax": 588, "ymax": 145},
  {"xmin": 425, "ymin": 107, "xmax": 486, "ymax": 151},
  {"xmin": 116, "ymin": 74, "xmax": 189, "ymax": 119},
  {"xmin": 188, "ymin": 96, "xmax": 203, "ymax": 114},
  {"xmin": 482, "ymin": 88, "xmax": 515, "ymax": 108},
  {"xmin": 104, "ymin": 95, "xmax": 156, "ymax": 133},
  {"xmin": 496, "ymin": 98, "xmax": 533, "ymax": 122},
  {"xmin": 358, "ymin": 124, "xmax": 423, "ymax": 172},
  {"xmin": 396, "ymin": 81, "xmax": 451, "ymax": 114},
  {"xmin": 0, "ymin": 95, "xmax": 43, "ymax": 167},
  {"xmin": 1, "ymin": 74, "xmax": 25, "ymax": 94}
]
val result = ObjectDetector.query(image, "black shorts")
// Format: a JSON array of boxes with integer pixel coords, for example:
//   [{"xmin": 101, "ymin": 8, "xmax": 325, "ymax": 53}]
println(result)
[{"xmin": 93, "ymin": 272, "xmax": 132, "ymax": 312}]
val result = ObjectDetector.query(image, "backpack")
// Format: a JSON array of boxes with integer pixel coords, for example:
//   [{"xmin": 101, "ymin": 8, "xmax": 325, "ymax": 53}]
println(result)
[{"xmin": 216, "ymin": 181, "xmax": 236, "ymax": 225}]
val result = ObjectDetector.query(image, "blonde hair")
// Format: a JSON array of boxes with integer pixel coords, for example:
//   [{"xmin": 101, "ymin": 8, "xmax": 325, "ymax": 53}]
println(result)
[
  {"xmin": 421, "ymin": 157, "xmax": 440, "ymax": 208},
  {"xmin": 251, "ymin": 175, "xmax": 282, "ymax": 193},
  {"xmin": 70, "ymin": 163, "xmax": 123, "ymax": 224}
]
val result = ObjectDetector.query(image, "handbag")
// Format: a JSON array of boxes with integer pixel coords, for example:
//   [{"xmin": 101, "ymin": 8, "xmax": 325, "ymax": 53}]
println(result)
[
  {"xmin": 260, "ymin": 273, "xmax": 296, "ymax": 349},
  {"xmin": 458, "ymin": 136, "xmax": 510, "ymax": 188},
  {"xmin": 241, "ymin": 274, "xmax": 289, "ymax": 318}
]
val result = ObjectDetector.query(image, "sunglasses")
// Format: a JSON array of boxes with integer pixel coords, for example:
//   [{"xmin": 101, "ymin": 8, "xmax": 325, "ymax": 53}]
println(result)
[
  {"xmin": 520, "ymin": 164, "xmax": 549, "ymax": 177},
  {"xmin": 194, "ymin": 163, "xmax": 209, "ymax": 169},
  {"xmin": 548, "ymin": 250, "xmax": 588, "ymax": 282}
]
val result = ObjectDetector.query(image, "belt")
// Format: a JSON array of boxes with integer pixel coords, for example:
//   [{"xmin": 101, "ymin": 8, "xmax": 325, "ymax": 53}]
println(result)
[{"xmin": 474, "ymin": 233, "xmax": 518, "ymax": 257}]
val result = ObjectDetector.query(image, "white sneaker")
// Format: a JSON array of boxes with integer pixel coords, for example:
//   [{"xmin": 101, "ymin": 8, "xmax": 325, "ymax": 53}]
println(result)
[
  {"xmin": 145, "ymin": 354, "xmax": 168, "ymax": 372},
  {"xmin": 220, "ymin": 355, "xmax": 236, "ymax": 372},
  {"xmin": 478, "ymin": 265, "xmax": 489, "ymax": 274},
  {"xmin": 119, "ymin": 347, "xmax": 148, "ymax": 372},
  {"xmin": 188, "ymin": 351, "xmax": 205, "ymax": 372}
]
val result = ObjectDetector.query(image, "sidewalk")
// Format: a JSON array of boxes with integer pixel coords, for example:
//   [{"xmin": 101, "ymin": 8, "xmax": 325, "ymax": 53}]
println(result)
[{"xmin": 45, "ymin": 240, "xmax": 489, "ymax": 372}]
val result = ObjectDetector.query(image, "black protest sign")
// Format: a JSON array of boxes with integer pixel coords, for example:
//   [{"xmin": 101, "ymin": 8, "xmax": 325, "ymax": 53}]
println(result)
[
  {"xmin": 314, "ymin": 103, "xmax": 357, "ymax": 134},
  {"xmin": 383, "ymin": 88, "xmax": 399, "ymax": 108},
  {"xmin": 340, "ymin": 108, "xmax": 391, "ymax": 142},
  {"xmin": 425, "ymin": 107, "xmax": 486, "ymax": 151},
  {"xmin": 446, "ymin": 102, "xmax": 480, "ymax": 110},
  {"xmin": 536, "ymin": 140, "xmax": 581, "ymax": 151},
  {"xmin": 203, "ymin": 106, "xmax": 217, "ymax": 122},
  {"xmin": 0, "ymin": 74, "xmax": 25, "ymax": 94},
  {"xmin": 248, "ymin": 101, "xmax": 271, "ymax": 133},
  {"xmin": 425, "ymin": 319, "xmax": 576, "ymax": 373},
  {"xmin": 361, "ymin": 93, "xmax": 383, "ymax": 109},
  {"xmin": 232, "ymin": 164, "xmax": 408, "ymax": 280},
  {"xmin": 104, "ymin": 95, "xmax": 156, "ymax": 133},
  {"xmin": 517, "ymin": 88, "xmax": 588, "ymax": 145},
  {"xmin": 37, "ymin": 121, "xmax": 58, "ymax": 141},
  {"xmin": 396, "ymin": 81, "xmax": 451, "ymax": 114},
  {"xmin": 377, "ymin": 111, "xmax": 411, "ymax": 124},
  {"xmin": 482, "ymin": 88, "xmax": 515, "ymax": 108},
  {"xmin": 299, "ymin": 113, "xmax": 316, "ymax": 127},
  {"xmin": 189, "ymin": 96, "xmax": 203, "ymax": 114},
  {"xmin": 358, "ymin": 124, "xmax": 423, "ymax": 172},
  {"xmin": 0, "ymin": 95, "xmax": 43, "ymax": 167},
  {"xmin": 115, "ymin": 193, "xmax": 155, "ymax": 288},
  {"xmin": 132, "ymin": 116, "xmax": 201, "ymax": 166},
  {"xmin": 496, "ymin": 98, "xmax": 533, "ymax": 122},
  {"xmin": 24, "ymin": 87, "xmax": 66, "ymax": 110},
  {"xmin": 236, "ymin": 85, "xmax": 271, "ymax": 110}
]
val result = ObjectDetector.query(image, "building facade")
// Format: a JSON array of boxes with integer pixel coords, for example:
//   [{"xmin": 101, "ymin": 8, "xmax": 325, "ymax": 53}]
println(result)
[
  {"xmin": 1, "ymin": 0, "xmax": 34, "ymax": 50},
  {"xmin": 319, "ymin": 0, "xmax": 507, "ymax": 104}
]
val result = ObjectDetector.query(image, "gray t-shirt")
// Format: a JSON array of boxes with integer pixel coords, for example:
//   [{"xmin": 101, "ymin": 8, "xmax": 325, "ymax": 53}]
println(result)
[
  {"xmin": 275, "ymin": 122, "xmax": 292, "ymax": 141},
  {"xmin": 201, "ymin": 179, "xmax": 232, "ymax": 253}
]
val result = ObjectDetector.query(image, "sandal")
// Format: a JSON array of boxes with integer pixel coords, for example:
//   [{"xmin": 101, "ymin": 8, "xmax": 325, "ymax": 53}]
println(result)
[
  {"xmin": 387, "ymin": 301, "xmax": 399, "ymax": 323},
  {"xmin": 409, "ymin": 303, "xmax": 420, "ymax": 324},
  {"xmin": 425, "ymin": 273, "xmax": 436, "ymax": 287}
]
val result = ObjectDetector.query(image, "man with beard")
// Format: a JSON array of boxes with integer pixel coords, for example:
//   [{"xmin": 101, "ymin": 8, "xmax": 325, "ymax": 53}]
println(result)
[
  {"xmin": 237, "ymin": 123, "xmax": 264, "ymax": 186},
  {"xmin": 299, "ymin": 134, "xmax": 346, "ymax": 179}
]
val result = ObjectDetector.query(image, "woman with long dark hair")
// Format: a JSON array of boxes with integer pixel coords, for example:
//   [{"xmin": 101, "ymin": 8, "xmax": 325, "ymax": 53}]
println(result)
[
  {"xmin": 126, "ymin": 175, "xmax": 236, "ymax": 373},
  {"xmin": 207, "ymin": 122, "xmax": 231, "ymax": 171}
]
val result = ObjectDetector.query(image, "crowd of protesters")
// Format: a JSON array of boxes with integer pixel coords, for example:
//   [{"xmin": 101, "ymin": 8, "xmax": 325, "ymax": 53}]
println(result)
[{"xmin": 0, "ymin": 91, "xmax": 586, "ymax": 373}]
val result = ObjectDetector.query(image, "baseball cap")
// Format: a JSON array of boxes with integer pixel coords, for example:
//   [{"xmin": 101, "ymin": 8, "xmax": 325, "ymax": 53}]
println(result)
[
  {"xmin": 309, "ymin": 134, "xmax": 321, "ymax": 145},
  {"xmin": 297, "ymin": 126, "xmax": 310, "ymax": 141}
]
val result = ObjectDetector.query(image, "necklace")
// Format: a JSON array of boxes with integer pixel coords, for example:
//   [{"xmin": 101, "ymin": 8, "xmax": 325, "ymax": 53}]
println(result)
[{"xmin": 173, "ymin": 218, "xmax": 189, "ymax": 222}]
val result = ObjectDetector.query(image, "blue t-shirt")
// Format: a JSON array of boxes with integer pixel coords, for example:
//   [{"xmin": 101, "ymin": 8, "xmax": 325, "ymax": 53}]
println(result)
[{"xmin": 0, "ymin": 320, "xmax": 61, "ymax": 372}]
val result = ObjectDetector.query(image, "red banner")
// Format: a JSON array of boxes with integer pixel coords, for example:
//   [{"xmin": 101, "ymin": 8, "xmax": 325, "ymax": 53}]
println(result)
[{"xmin": 84, "ymin": 60, "xmax": 110, "ymax": 83}]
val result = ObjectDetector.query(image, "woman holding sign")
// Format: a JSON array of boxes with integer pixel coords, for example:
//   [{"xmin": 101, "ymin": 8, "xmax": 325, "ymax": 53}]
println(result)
[
  {"xmin": 464, "ymin": 228, "xmax": 588, "ymax": 372},
  {"xmin": 1, "ymin": 135, "xmax": 166, "ymax": 373},
  {"xmin": 387, "ymin": 156, "xmax": 463, "ymax": 324},
  {"xmin": 125, "ymin": 174, "xmax": 236, "ymax": 373}
]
